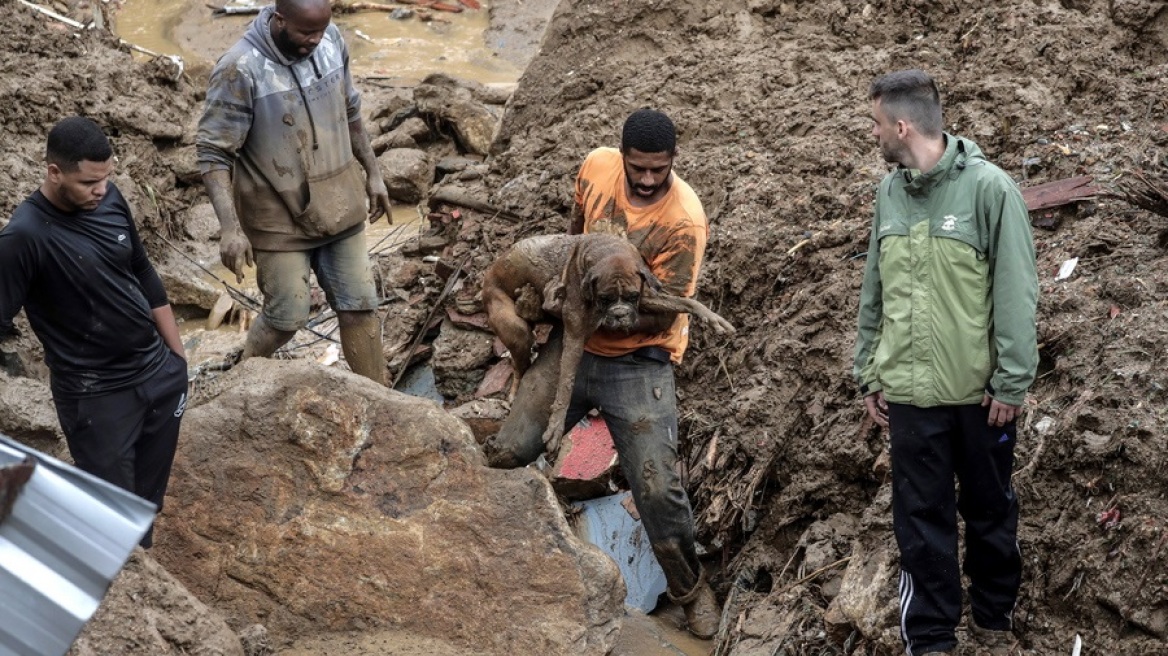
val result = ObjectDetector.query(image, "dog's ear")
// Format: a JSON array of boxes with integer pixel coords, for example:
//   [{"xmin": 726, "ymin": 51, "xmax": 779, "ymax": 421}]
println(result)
[
  {"xmin": 581, "ymin": 269, "xmax": 598, "ymax": 303},
  {"xmin": 638, "ymin": 263, "xmax": 663, "ymax": 294}
]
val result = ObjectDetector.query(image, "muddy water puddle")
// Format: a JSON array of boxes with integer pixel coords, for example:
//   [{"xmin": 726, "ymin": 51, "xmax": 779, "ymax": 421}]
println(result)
[{"xmin": 115, "ymin": 0, "xmax": 521, "ymax": 82}]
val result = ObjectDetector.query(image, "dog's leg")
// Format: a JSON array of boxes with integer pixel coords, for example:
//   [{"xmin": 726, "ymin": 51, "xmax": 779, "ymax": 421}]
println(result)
[
  {"xmin": 484, "ymin": 288, "xmax": 535, "ymax": 396},
  {"xmin": 639, "ymin": 294, "xmax": 737, "ymax": 335},
  {"xmin": 541, "ymin": 321, "xmax": 587, "ymax": 456}
]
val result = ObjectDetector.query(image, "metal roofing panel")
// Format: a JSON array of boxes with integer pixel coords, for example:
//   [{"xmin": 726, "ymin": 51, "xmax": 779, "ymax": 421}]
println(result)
[{"xmin": 0, "ymin": 435, "xmax": 156, "ymax": 656}]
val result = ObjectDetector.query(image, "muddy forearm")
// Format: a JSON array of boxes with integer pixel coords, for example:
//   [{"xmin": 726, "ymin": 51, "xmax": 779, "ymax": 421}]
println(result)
[
  {"xmin": 152, "ymin": 304, "xmax": 186, "ymax": 360},
  {"xmin": 568, "ymin": 204, "xmax": 585, "ymax": 235},
  {"xmin": 349, "ymin": 118, "xmax": 380, "ymax": 181},
  {"xmin": 201, "ymin": 170, "xmax": 242, "ymax": 233}
]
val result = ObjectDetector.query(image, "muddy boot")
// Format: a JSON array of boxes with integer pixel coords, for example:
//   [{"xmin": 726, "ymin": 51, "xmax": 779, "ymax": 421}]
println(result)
[
  {"xmin": 666, "ymin": 568, "xmax": 720, "ymax": 639},
  {"xmin": 338, "ymin": 310, "xmax": 386, "ymax": 385},
  {"xmin": 969, "ymin": 623, "xmax": 1015, "ymax": 655},
  {"xmin": 241, "ymin": 314, "xmax": 296, "ymax": 360}
]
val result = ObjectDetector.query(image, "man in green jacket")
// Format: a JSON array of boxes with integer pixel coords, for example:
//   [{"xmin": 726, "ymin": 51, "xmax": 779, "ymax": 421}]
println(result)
[{"xmin": 853, "ymin": 69, "xmax": 1038, "ymax": 656}]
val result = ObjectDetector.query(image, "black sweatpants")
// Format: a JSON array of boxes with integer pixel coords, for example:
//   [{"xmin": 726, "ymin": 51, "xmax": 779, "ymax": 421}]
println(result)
[
  {"xmin": 53, "ymin": 350, "xmax": 188, "ymax": 548},
  {"xmin": 887, "ymin": 402, "xmax": 1022, "ymax": 656}
]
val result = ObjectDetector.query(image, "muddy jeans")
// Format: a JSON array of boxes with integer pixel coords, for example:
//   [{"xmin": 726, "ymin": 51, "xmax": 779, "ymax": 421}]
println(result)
[{"xmin": 486, "ymin": 327, "xmax": 704, "ymax": 595}]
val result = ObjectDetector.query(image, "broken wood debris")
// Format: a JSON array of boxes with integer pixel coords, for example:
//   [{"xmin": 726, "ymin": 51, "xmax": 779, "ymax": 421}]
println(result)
[
  {"xmin": 1022, "ymin": 175, "xmax": 1100, "ymax": 212},
  {"xmin": 1115, "ymin": 169, "xmax": 1168, "ymax": 219}
]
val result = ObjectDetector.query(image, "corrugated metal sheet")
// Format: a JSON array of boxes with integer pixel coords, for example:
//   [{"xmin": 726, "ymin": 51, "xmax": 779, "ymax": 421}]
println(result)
[
  {"xmin": 572, "ymin": 491, "xmax": 668, "ymax": 612},
  {"xmin": 0, "ymin": 434, "xmax": 156, "ymax": 656}
]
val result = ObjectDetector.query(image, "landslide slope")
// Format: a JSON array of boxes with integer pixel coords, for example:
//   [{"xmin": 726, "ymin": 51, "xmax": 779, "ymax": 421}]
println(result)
[{"xmin": 479, "ymin": 0, "xmax": 1168, "ymax": 652}]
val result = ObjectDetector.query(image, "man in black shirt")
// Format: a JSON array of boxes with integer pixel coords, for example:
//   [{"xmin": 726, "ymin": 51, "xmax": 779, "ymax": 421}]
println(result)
[{"xmin": 0, "ymin": 116, "xmax": 188, "ymax": 547}]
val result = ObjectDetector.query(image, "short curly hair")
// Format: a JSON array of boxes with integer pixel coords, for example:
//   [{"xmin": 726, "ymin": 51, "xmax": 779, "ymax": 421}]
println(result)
[
  {"xmin": 621, "ymin": 109, "xmax": 677, "ymax": 155},
  {"xmin": 46, "ymin": 116, "xmax": 112, "ymax": 172}
]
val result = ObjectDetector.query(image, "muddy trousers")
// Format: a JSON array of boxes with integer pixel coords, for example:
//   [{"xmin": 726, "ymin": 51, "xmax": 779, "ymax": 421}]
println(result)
[
  {"xmin": 486, "ymin": 329, "xmax": 704, "ymax": 595},
  {"xmin": 53, "ymin": 350, "xmax": 188, "ymax": 548},
  {"xmin": 887, "ymin": 402, "xmax": 1022, "ymax": 656}
]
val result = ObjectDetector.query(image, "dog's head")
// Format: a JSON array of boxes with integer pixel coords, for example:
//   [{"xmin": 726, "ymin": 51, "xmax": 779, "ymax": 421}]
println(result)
[{"xmin": 582, "ymin": 254, "xmax": 662, "ymax": 332}]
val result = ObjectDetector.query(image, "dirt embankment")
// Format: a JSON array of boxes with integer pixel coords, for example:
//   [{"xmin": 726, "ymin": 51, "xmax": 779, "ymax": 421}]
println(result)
[
  {"xmin": 472, "ymin": 0, "xmax": 1168, "ymax": 653},
  {"xmin": 4, "ymin": 0, "xmax": 1168, "ymax": 652}
]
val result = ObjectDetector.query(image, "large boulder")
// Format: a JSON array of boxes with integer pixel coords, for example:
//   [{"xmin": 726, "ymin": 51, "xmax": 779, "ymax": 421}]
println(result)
[
  {"xmin": 414, "ymin": 74, "xmax": 501, "ymax": 156},
  {"xmin": 69, "ymin": 550, "xmax": 245, "ymax": 656},
  {"xmin": 154, "ymin": 359, "xmax": 624, "ymax": 656},
  {"xmin": 377, "ymin": 147, "xmax": 435, "ymax": 203}
]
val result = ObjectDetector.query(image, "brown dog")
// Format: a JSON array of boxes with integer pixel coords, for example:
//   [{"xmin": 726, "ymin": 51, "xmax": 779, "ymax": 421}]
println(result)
[{"xmin": 482, "ymin": 233, "xmax": 735, "ymax": 453}]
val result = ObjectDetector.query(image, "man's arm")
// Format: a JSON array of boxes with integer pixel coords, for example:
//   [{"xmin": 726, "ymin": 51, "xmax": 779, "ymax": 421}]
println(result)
[
  {"xmin": 151, "ymin": 305, "xmax": 185, "ymax": 360},
  {"xmin": 855, "ymin": 189, "xmax": 887, "ymax": 427},
  {"xmin": 349, "ymin": 117, "xmax": 391, "ymax": 223},
  {"xmin": 122, "ymin": 207, "xmax": 186, "ymax": 360},
  {"xmin": 197, "ymin": 56, "xmax": 255, "ymax": 284},
  {"xmin": 568, "ymin": 203, "xmax": 585, "ymax": 235},
  {"xmin": 985, "ymin": 178, "xmax": 1039, "ymax": 423},
  {"xmin": 201, "ymin": 170, "xmax": 253, "ymax": 284},
  {"xmin": 0, "ymin": 222, "xmax": 34, "ymax": 339}
]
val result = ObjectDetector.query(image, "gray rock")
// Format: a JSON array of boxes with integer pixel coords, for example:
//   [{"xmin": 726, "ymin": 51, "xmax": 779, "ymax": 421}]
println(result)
[
  {"xmin": 377, "ymin": 148, "xmax": 435, "ymax": 203},
  {"xmin": 414, "ymin": 74, "xmax": 500, "ymax": 156}
]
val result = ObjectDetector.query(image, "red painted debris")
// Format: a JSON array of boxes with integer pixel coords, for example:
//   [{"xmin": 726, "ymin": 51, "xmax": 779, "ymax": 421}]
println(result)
[
  {"xmin": 558, "ymin": 417, "xmax": 617, "ymax": 482},
  {"xmin": 1097, "ymin": 507, "xmax": 1121, "ymax": 531},
  {"xmin": 475, "ymin": 360, "xmax": 512, "ymax": 399},
  {"xmin": 446, "ymin": 307, "xmax": 491, "ymax": 331}
]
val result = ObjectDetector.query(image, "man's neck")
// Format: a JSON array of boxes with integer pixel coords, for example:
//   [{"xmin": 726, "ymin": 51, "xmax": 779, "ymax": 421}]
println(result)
[
  {"xmin": 39, "ymin": 183, "xmax": 72, "ymax": 213},
  {"xmin": 903, "ymin": 136, "xmax": 947, "ymax": 173}
]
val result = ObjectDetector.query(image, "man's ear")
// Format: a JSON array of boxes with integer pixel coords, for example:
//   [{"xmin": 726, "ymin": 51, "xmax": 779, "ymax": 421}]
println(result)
[
  {"xmin": 896, "ymin": 119, "xmax": 910, "ymax": 139},
  {"xmin": 46, "ymin": 163, "xmax": 62, "ymax": 184}
]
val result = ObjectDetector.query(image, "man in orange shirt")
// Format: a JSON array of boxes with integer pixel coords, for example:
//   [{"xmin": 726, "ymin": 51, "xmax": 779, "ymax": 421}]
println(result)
[{"xmin": 487, "ymin": 109, "xmax": 719, "ymax": 638}]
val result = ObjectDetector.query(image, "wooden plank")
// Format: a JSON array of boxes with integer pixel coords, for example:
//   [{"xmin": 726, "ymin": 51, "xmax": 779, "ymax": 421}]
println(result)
[{"xmin": 1022, "ymin": 175, "xmax": 1100, "ymax": 212}]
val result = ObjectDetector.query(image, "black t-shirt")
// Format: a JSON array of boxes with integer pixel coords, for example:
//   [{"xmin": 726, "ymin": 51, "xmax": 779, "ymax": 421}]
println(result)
[{"xmin": 0, "ymin": 183, "xmax": 171, "ymax": 397}]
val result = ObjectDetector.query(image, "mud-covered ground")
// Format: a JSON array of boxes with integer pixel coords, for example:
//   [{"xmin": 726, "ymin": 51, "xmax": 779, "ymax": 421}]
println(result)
[
  {"xmin": 472, "ymin": 0, "xmax": 1168, "ymax": 653},
  {"xmin": 4, "ymin": 0, "xmax": 1168, "ymax": 653}
]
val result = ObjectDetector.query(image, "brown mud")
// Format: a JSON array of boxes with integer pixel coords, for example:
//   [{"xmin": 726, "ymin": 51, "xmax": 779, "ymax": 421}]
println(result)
[{"xmin": 2, "ymin": 0, "xmax": 1168, "ymax": 653}]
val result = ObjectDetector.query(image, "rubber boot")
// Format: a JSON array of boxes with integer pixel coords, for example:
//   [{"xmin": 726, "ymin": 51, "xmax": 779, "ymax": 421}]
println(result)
[
  {"xmin": 337, "ymin": 310, "xmax": 386, "ymax": 385},
  {"xmin": 666, "ymin": 567, "xmax": 720, "ymax": 639},
  {"xmin": 241, "ymin": 314, "xmax": 296, "ymax": 359}
]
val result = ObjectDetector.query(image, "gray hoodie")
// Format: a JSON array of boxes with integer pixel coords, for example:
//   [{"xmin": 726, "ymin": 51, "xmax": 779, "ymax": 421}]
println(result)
[{"xmin": 197, "ymin": 6, "xmax": 367, "ymax": 251}]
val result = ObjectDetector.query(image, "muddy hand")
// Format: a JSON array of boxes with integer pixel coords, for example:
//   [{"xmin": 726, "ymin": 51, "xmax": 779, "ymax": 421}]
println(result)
[
  {"xmin": 367, "ymin": 176, "xmax": 392, "ymax": 224},
  {"xmin": 220, "ymin": 228, "xmax": 254, "ymax": 284}
]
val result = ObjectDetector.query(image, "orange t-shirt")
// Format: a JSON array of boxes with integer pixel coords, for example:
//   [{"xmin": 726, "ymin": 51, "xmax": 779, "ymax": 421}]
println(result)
[{"xmin": 574, "ymin": 147, "xmax": 709, "ymax": 363}]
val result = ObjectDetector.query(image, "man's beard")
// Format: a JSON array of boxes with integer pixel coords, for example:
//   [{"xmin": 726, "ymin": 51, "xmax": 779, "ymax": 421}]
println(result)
[
  {"xmin": 625, "ymin": 168, "xmax": 671, "ymax": 199},
  {"xmin": 274, "ymin": 27, "xmax": 309, "ymax": 59}
]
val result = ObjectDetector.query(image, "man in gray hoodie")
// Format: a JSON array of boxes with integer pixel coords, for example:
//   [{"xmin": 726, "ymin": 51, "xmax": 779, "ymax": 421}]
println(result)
[{"xmin": 197, "ymin": 0, "xmax": 390, "ymax": 384}]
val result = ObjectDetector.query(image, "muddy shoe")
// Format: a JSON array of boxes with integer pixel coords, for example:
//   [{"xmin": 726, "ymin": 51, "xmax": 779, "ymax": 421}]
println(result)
[
  {"xmin": 969, "ymin": 623, "xmax": 1015, "ymax": 655},
  {"xmin": 667, "ymin": 570, "xmax": 720, "ymax": 639}
]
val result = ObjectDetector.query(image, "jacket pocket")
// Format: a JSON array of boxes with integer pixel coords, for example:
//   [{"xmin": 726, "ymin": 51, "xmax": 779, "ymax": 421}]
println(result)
[{"xmin": 292, "ymin": 159, "xmax": 367, "ymax": 239}]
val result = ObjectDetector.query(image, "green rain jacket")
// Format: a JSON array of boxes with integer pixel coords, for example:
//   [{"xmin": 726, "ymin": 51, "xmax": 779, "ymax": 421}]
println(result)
[{"xmin": 853, "ymin": 135, "xmax": 1038, "ymax": 407}]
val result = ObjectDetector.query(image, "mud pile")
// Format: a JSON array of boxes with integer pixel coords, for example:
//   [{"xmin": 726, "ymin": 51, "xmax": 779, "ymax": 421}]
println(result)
[{"xmin": 471, "ymin": 0, "xmax": 1168, "ymax": 653}]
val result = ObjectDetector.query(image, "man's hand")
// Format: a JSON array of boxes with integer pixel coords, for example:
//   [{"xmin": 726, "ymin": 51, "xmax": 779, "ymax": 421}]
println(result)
[
  {"xmin": 367, "ymin": 175, "xmax": 392, "ymax": 224},
  {"xmin": 220, "ymin": 228, "xmax": 253, "ymax": 284},
  {"xmin": 864, "ymin": 391, "xmax": 888, "ymax": 428},
  {"xmin": 982, "ymin": 394, "xmax": 1020, "ymax": 427}
]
